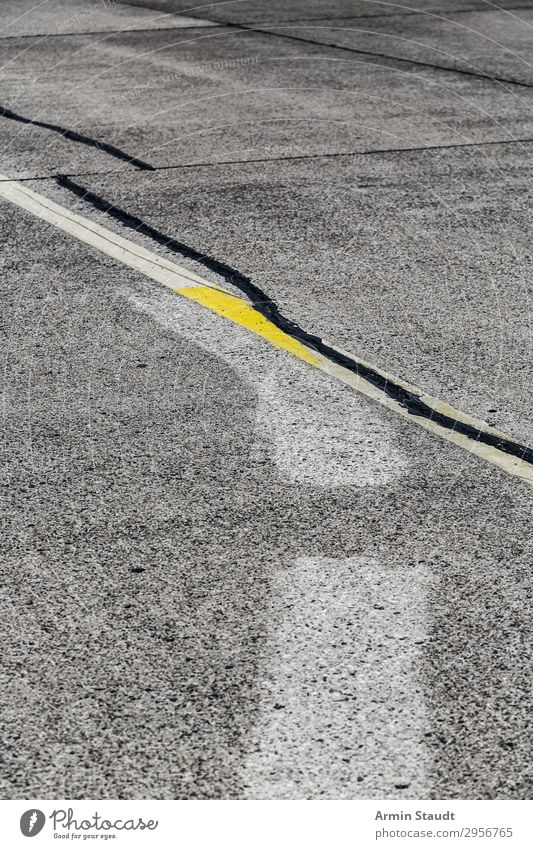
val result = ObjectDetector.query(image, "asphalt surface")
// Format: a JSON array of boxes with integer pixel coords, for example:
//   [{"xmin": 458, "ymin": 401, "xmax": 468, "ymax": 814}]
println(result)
[{"xmin": 0, "ymin": 0, "xmax": 532, "ymax": 800}]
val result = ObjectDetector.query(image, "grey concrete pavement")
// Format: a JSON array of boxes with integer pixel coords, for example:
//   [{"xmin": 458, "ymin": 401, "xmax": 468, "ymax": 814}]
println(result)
[
  {"xmin": 0, "ymin": 0, "xmax": 532, "ymax": 800},
  {"xmin": 2, "ymin": 9, "xmax": 533, "ymax": 177},
  {"xmin": 0, "ymin": 0, "xmax": 216, "ymax": 37}
]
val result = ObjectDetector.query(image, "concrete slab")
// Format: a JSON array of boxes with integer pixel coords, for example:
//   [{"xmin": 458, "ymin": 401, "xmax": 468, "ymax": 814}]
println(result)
[
  {"xmin": 0, "ymin": 0, "xmax": 219, "ymax": 38},
  {"xmin": 0, "ymin": 0, "xmax": 531, "ymax": 803},
  {"xmin": 256, "ymin": 9, "xmax": 533, "ymax": 86},
  {"xmin": 116, "ymin": 0, "xmax": 533, "ymax": 26},
  {"xmin": 1, "ymin": 23, "xmax": 532, "ymax": 180}
]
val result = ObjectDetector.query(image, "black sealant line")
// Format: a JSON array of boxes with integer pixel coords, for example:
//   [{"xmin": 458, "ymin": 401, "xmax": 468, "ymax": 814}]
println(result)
[
  {"xmin": 0, "ymin": 106, "xmax": 155, "ymax": 171},
  {"xmin": 223, "ymin": 20, "xmax": 533, "ymax": 90},
  {"xmin": 4, "ymin": 131, "xmax": 533, "ymax": 185},
  {"xmin": 55, "ymin": 174, "xmax": 533, "ymax": 468},
  {"xmin": 120, "ymin": 1, "xmax": 533, "ymax": 25}
]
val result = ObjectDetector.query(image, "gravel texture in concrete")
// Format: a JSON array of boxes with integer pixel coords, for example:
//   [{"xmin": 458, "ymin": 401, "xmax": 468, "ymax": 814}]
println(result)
[{"xmin": 0, "ymin": 0, "xmax": 531, "ymax": 800}]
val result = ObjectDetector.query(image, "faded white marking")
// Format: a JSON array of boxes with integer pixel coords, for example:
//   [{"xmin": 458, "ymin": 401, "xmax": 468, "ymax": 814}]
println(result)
[
  {"xmin": 254, "ymin": 363, "xmax": 407, "ymax": 486},
  {"xmin": 129, "ymin": 290, "xmax": 406, "ymax": 486},
  {"xmin": 241, "ymin": 557, "xmax": 433, "ymax": 799},
  {"xmin": 0, "ymin": 174, "xmax": 209, "ymax": 291}
]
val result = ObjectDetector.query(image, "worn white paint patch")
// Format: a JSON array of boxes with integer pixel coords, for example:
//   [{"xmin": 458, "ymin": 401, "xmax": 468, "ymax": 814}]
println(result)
[
  {"xmin": 241, "ymin": 557, "xmax": 433, "ymax": 799},
  {"xmin": 128, "ymin": 290, "xmax": 407, "ymax": 487},
  {"xmin": 254, "ymin": 363, "xmax": 408, "ymax": 486}
]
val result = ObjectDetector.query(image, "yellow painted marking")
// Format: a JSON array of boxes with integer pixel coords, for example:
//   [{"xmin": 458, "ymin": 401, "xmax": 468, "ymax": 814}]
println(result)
[{"xmin": 176, "ymin": 285, "xmax": 319, "ymax": 366}]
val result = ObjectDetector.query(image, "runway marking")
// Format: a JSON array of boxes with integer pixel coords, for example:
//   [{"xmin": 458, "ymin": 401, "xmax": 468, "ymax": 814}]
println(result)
[
  {"xmin": 177, "ymin": 285, "xmax": 318, "ymax": 366},
  {"xmin": 241, "ymin": 556, "xmax": 432, "ymax": 798},
  {"xmin": 0, "ymin": 174, "xmax": 207, "ymax": 290},
  {"xmin": 0, "ymin": 173, "xmax": 532, "ymax": 486}
]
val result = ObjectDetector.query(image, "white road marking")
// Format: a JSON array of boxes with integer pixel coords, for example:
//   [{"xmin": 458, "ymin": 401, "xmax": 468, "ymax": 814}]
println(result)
[
  {"xmin": 0, "ymin": 174, "xmax": 208, "ymax": 291},
  {"xmin": 130, "ymin": 290, "xmax": 407, "ymax": 486},
  {"xmin": 254, "ymin": 362, "xmax": 408, "ymax": 485},
  {"xmin": 241, "ymin": 556, "xmax": 433, "ymax": 799}
]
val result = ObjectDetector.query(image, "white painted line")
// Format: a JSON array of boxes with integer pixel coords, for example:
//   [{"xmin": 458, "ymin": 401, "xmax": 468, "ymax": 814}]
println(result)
[{"xmin": 0, "ymin": 174, "xmax": 210, "ymax": 291}]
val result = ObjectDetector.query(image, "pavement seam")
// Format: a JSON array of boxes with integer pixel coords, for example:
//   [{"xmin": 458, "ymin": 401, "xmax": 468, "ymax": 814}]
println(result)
[
  {"xmin": 3, "ymin": 6, "xmax": 532, "ymax": 40},
  {"xmin": 2, "ymin": 2, "xmax": 532, "ymax": 41},
  {"xmin": 3, "ymin": 134, "xmax": 533, "ymax": 185},
  {"xmin": 173, "ymin": 17, "xmax": 533, "ymax": 90},
  {"xmin": 119, "ymin": 1, "xmax": 533, "ymax": 24},
  {"xmin": 150, "ymin": 136, "xmax": 533, "ymax": 165},
  {"xmin": 0, "ymin": 24, "xmax": 226, "ymax": 41}
]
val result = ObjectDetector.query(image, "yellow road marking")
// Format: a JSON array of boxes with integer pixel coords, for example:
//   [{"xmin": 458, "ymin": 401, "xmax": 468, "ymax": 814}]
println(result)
[{"xmin": 176, "ymin": 285, "xmax": 319, "ymax": 366}]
